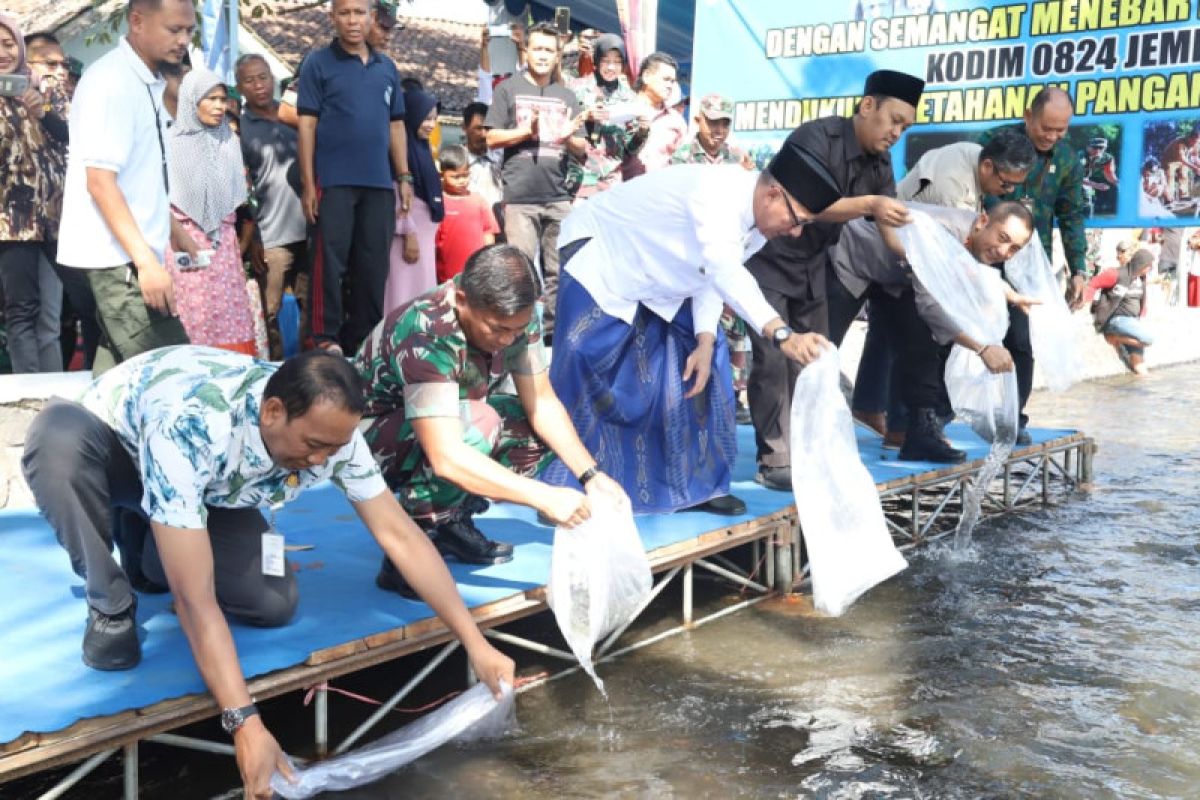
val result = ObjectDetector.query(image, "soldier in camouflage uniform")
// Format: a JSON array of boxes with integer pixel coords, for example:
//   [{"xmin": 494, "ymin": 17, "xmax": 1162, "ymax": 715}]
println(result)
[
  {"xmin": 979, "ymin": 87, "xmax": 1088, "ymax": 439},
  {"xmin": 355, "ymin": 244, "xmax": 627, "ymax": 595},
  {"xmin": 1079, "ymin": 137, "xmax": 1118, "ymax": 217},
  {"xmin": 567, "ymin": 33, "xmax": 648, "ymax": 200},
  {"xmin": 671, "ymin": 94, "xmax": 755, "ymax": 421}
]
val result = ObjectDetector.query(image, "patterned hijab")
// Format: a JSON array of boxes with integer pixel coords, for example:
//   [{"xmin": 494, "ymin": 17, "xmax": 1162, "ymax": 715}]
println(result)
[
  {"xmin": 404, "ymin": 89, "xmax": 444, "ymax": 223},
  {"xmin": 168, "ymin": 67, "xmax": 246, "ymax": 236},
  {"xmin": 0, "ymin": 14, "xmax": 26, "ymax": 76}
]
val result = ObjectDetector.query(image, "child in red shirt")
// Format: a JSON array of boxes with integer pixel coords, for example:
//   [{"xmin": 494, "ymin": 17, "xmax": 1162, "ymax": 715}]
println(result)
[{"xmin": 435, "ymin": 145, "xmax": 500, "ymax": 283}]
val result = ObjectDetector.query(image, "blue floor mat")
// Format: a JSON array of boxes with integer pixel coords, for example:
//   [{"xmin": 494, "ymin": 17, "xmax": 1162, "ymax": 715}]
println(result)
[{"xmin": 0, "ymin": 423, "xmax": 1075, "ymax": 743}]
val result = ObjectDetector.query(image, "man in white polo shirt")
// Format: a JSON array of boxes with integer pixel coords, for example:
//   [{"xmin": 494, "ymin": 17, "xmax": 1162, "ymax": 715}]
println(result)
[{"xmin": 56, "ymin": 0, "xmax": 196, "ymax": 372}]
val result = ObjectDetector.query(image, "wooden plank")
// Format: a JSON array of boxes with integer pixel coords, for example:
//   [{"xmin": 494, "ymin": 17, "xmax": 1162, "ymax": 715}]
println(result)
[
  {"xmin": 305, "ymin": 637, "xmax": 368, "ymax": 666},
  {"xmin": 362, "ymin": 627, "xmax": 406, "ymax": 650}
]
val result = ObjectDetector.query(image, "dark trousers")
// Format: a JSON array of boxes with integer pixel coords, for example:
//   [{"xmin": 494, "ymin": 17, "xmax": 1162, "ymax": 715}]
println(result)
[
  {"xmin": 827, "ymin": 269, "xmax": 946, "ymax": 412},
  {"xmin": 310, "ymin": 186, "xmax": 396, "ymax": 355},
  {"xmin": 54, "ymin": 260, "xmax": 102, "ymax": 369},
  {"xmin": 0, "ymin": 240, "xmax": 61, "ymax": 373},
  {"xmin": 1000, "ymin": 273, "xmax": 1033, "ymax": 427},
  {"xmin": 21, "ymin": 399, "xmax": 298, "ymax": 625},
  {"xmin": 746, "ymin": 284, "xmax": 828, "ymax": 470}
]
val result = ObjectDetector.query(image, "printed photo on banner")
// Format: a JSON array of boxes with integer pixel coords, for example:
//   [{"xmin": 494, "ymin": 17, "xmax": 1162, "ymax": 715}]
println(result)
[{"xmin": 1143, "ymin": 120, "xmax": 1200, "ymax": 220}]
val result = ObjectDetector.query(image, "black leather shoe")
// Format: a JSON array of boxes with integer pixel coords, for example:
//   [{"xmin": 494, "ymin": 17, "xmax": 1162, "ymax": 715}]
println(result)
[
  {"xmin": 433, "ymin": 516, "xmax": 514, "ymax": 565},
  {"xmin": 754, "ymin": 465, "xmax": 792, "ymax": 491},
  {"xmin": 898, "ymin": 408, "xmax": 967, "ymax": 464},
  {"xmin": 376, "ymin": 557, "xmax": 419, "ymax": 599},
  {"xmin": 1015, "ymin": 426, "xmax": 1032, "ymax": 446},
  {"xmin": 82, "ymin": 597, "xmax": 140, "ymax": 671},
  {"xmin": 461, "ymin": 494, "xmax": 491, "ymax": 515},
  {"xmin": 683, "ymin": 494, "xmax": 747, "ymax": 516}
]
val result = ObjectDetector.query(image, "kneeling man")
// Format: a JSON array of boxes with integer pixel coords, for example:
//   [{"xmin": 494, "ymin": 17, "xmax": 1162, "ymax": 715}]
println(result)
[
  {"xmin": 22, "ymin": 346, "xmax": 514, "ymax": 798},
  {"xmin": 355, "ymin": 244, "xmax": 627, "ymax": 595}
]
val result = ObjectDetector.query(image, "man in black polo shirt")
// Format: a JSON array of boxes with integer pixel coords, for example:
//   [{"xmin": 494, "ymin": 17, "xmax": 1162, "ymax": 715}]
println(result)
[
  {"xmin": 297, "ymin": 0, "xmax": 412, "ymax": 356},
  {"xmin": 484, "ymin": 22, "xmax": 587, "ymax": 342},
  {"xmin": 746, "ymin": 69, "xmax": 922, "ymax": 490}
]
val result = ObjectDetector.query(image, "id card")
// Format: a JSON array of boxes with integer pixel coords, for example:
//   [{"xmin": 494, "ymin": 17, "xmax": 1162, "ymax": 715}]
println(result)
[{"xmin": 262, "ymin": 531, "xmax": 286, "ymax": 577}]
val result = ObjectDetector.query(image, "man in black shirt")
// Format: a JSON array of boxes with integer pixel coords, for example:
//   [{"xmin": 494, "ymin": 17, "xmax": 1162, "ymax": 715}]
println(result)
[
  {"xmin": 484, "ymin": 22, "xmax": 587, "ymax": 342},
  {"xmin": 746, "ymin": 69, "xmax": 923, "ymax": 490}
]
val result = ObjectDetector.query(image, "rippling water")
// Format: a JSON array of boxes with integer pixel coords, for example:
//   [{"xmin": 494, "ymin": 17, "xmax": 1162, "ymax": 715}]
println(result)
[{"xmin": 353, "ymin": 365, "xmax": 1200, "ymax": 800}]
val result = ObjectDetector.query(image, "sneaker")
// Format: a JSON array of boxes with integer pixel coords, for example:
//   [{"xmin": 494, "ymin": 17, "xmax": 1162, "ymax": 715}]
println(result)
[
  {"xmin": 82, "ymin": 598, "xmax": 140, "ymax": 671},
  {"xmin": 376, "ymin": 557, "xmax": 419, "ymax": 600},
  {"xmin": 754, "ymin": 465, "xmax": 792, "ymax": 491},
  {"xmin": 433, "ymin": 516, "xmax": 514, "ymax": 565},
  {"xmin": 682, "ymin": 494, "xmax": 747, "ymax": 516}
]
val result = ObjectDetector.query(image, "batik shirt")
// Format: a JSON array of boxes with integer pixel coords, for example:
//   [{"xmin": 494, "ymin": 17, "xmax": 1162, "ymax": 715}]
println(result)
[
  {"xmin": 354, "ymin": 278, "xmax": 548, "ymax": 422},
  {"xmin": 670, "ymin": 136, "xmax": 747, "ymax": 167},
  {"xmin": 80, "ymin": 346, "xmax": 387, "ymax": 529},
  {"xmin": 567, "ymin": 74, "xmax": 645, "ymax": 195},
  {"xmin": 978, "ymin": 123, "xmax": 1087, "ymax": 276}
]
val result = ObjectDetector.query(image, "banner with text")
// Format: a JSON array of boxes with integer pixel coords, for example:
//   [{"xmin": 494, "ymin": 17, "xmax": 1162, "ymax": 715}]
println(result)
[{"xmin": 691, "ymin": 0, "xmax": 1200, "ymax": 227}]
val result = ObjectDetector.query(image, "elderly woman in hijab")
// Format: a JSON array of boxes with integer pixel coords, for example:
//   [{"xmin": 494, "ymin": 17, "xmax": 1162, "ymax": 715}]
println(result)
[
  {"xmin": 567, "ymin": 33, "xmax": 647, "ymax": 201},
  {"xmin": 0, "ymin": 12, "xmax": 69, "ymax": 374},
  {"xmin": 384, "ymin": 89, "xmax": 443, "ymax": 315},
  {"xmin": 165, "ymin": 67, "xmax": 257, "ymax": 355}
]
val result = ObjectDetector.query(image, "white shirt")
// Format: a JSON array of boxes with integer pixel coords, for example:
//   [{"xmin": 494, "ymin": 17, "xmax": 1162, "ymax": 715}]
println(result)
[
  {"xmin": 57, "ymin": 38, "xmax": 171, "ymax": 269},
  {"xmin": 467, "ymin": 148, "xmax": 503, "ymax": 208},
  {"xmin": 558, "ymin": 164, "xmax": 778, "ymax": 336},
  {"xmin": 896, "ymin": 141, "xmax": 983, "ymax": 214}
]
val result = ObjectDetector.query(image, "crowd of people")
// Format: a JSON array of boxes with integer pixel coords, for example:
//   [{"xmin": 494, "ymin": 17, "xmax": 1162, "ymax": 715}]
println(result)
[{"xmin": 3, "ymin": 0, "xmax": 1189, "ymax": 796}]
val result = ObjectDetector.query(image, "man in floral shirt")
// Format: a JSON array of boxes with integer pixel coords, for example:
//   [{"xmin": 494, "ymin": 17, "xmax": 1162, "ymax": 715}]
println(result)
[
  {"xmin": 22, "ymin": 345, "xmax": 515, "ymax": 800},
  {"xmin": 355, "ymin": 244, "xmax": 626, "ymax": 596}
]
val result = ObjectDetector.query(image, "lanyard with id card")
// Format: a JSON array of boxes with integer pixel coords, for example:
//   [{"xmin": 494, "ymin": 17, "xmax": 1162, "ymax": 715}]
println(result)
[{"xmin": 262, "ymin": 503, "xmax": 287, "ymax": 577}]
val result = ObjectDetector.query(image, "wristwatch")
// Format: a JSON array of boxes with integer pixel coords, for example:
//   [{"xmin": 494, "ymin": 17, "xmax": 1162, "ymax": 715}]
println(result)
[
  {"xmin": 771, "ymin": 326, "xmax": 794, "ymax": 349},
  {"xmin": 220, "ymin": 703, "xmax": 260, "ymax": 736}
]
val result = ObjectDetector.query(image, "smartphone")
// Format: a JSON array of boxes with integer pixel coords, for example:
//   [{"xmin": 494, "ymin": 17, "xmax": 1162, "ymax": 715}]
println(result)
[
  {"xmin": 554, "ymin": 6, "xmax": 571, "ymax": 35},
  {"xmin": 0, "ymin": 73, "xmax": 30, "ymax": 98},
  {"xmin": 488, "ymin": 24, "xmax": 511, "ymax": 37}
]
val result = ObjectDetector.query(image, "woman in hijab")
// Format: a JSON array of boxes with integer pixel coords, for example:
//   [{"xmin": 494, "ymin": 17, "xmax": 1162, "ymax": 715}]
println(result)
[
  {"xmin": 0, "ymin": 13, "xmax": 68, "ymax": 373},
  {"xmin": 165, "ymin": 67, "xmax": 257, "ymax": 354},
  {"xmin": 384, "ymin": 89, "xmax": 443, "ymax": 315},
  {"xmin": 567, "ymin": 33, "xmax": 646, "ymax": 201}
]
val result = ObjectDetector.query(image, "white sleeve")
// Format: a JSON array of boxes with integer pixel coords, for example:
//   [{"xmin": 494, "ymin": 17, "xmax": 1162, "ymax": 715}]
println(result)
[
  {"xmin": 711, "ymin": 263, "xmax": 780, "ymax": 335},
  {"xmin": 691, "ymin": 286, "xmax": 724, "ymax": 336}
]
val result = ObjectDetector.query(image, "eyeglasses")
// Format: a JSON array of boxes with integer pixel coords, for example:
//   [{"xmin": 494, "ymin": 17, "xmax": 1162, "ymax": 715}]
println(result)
[{"xmin": 781, "ymin": 191, "xmax": 808, "ymax": 230}]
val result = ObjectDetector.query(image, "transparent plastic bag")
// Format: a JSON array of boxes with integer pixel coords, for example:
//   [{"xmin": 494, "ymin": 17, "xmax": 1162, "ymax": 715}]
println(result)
[
  {"xmin": 1003, "ymin": 231, "xmax": 1083, "ymax": 392},
  {"xmin": 897, "ymin": 210, "xmax": 1018, "ymax": 444},
  {"xmin": 897, "ymin": 211, "xmax": 1018, "ymax": 545},
  {"xmin": 270, "ymin": 681, "xmax": 516, "ymax": 799},
  {"xmin": 547, "ymin": 500, "xmax": 651, "ymax": 696},
  {"xmin": 790, "ymin": 349, "xmax": 907, "ymax": 616}
]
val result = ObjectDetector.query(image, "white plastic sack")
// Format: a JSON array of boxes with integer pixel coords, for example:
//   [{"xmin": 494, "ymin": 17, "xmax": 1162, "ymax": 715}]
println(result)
[
  {"xmin": 1003, "ymin": 231, "xmax": 1083, "ymax": 392},
  {"xmin": 547, "ymin": 500, "xmax": 651, "ymax": 696},
  {"xmin": 897, "ymin": 210, "xmax": 1019, "ymax": 446},
  {"xmin": 270, "ymin": 681, "xmax": 516, "ymax": 799},
  {"xmin": 790, "ymin": 349, "xmax": 907, "ymax": 616},
  {"xmin": 898, "ymin": 211, "xmax": 1018, "ymax": 545}
]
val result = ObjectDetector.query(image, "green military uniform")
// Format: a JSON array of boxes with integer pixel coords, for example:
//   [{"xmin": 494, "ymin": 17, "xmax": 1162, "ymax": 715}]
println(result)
[
  {"xmin": 567, "ymin": 74, "xmax": 647, "ymax": 199},
  {"xmin": 1080, "ymin": 146, "xmax": 1117, "ymax": 217},
  {"xmin": 978, "ymin": 122, "xmax": 1088, "ymax": 276},
  {"xmin": 354, "ymin": 279, "xmax": 554, "ymax": 524}
]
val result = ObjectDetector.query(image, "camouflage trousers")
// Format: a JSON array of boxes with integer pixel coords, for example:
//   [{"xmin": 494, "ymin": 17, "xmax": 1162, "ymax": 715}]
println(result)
[
  {"xmin": 363, "ymin": 394, "xmax": 554, "ymax": 525},
  {"xmin": 721, "ymin": 305, "xmax": 750, "ymax": 393}
]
